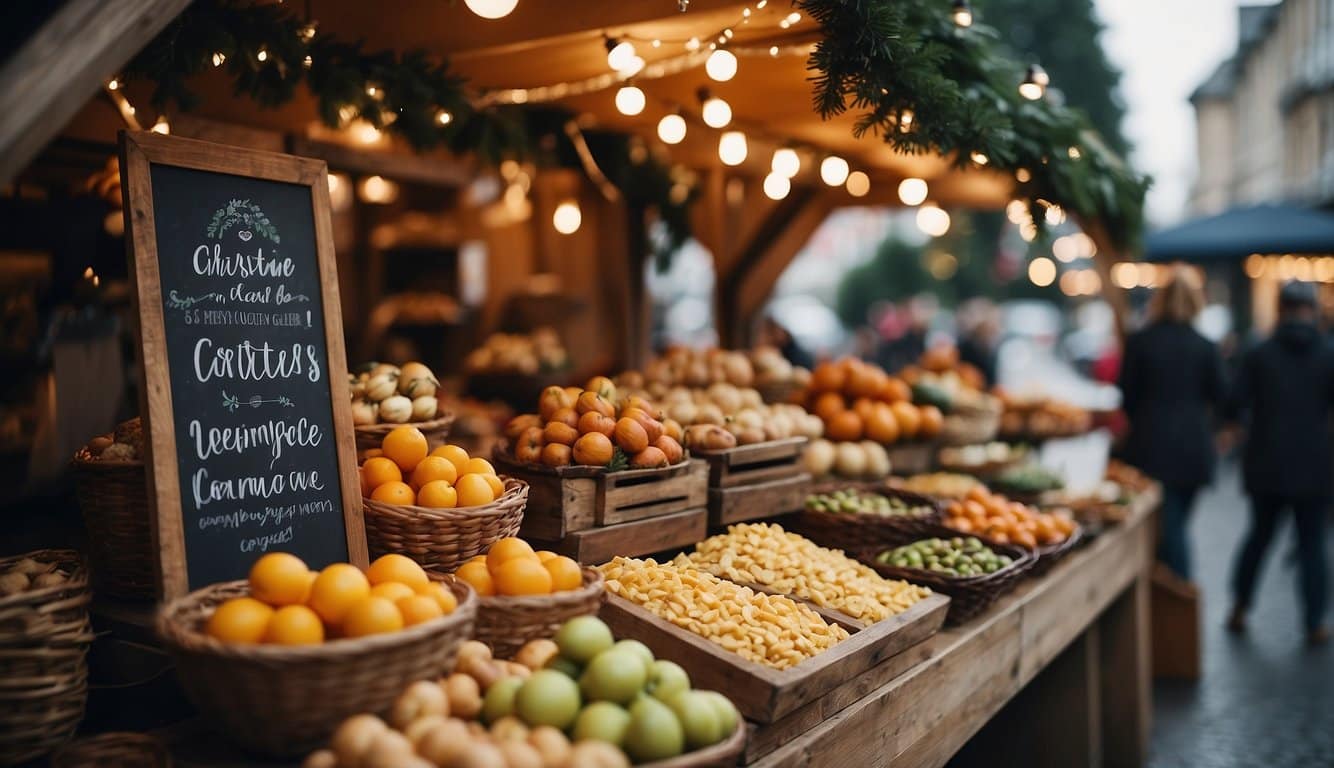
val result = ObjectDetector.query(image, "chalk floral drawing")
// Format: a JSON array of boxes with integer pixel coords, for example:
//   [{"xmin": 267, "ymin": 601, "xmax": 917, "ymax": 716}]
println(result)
[
  {"xmin": 206, "ymin": 199, "xmax": 280, "ymax": 244},
  {"xmin": 222, "ymin": 391, "xmax": 295, "ymax": 413}
]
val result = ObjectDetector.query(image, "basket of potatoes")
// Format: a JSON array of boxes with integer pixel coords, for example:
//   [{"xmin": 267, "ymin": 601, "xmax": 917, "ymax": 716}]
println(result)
[
  {"xmin": 70, "ymin": 418, "xmax": 154, "ymax": 599},
  {"xmin": 351, "ymin": 362, "xmax": 455, "ymax": 453}
]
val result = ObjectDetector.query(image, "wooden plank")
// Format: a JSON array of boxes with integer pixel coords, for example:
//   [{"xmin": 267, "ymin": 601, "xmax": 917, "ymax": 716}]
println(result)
[
  {"xmin": 1101, "ymin": 566, "xmax": 1153, "ymax": 766},
  {"xmin": 603, "ymin": 591, "xmax": 948, "ymax": 724},
  {"xmin": 0, "ymin": 0, "xmax": 191, "ymax": 186},
  {"xmin": 597, "ymin": 459, "xmax": 709, "ymax": 526},
  {"xmin": 696, "ymin": 438, "xmax": 807, "ymax": 470},
  {"xmin": 550, "ymin": 507, "xmax": 709, "ymax": 565},
  {"xmin": 288, "ymin": 137, "xmax": 473, "ymax": 187},
  {"xmin": 517, "ymin": 474, "xmax": 595, "ymax": 539},
  {"xmin": 710, "ymin": 473, "xmax": 811, "ymax": 526}
]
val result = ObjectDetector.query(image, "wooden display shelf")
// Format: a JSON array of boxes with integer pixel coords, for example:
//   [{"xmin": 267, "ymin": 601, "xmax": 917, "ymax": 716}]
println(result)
[
  {"xmin": 531, "ymin": 506, "xmax": 709, "ymax": 565},
  {"xmin": 600, "ymin": 590, "xmax": 949, "ymax": 724},
  {"xmin": 694, "ymin": 438, "xmax": 811, "ymax": 525}
]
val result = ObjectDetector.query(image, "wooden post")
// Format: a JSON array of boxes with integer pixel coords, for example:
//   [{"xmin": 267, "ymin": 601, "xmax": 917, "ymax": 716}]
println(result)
[{"xmin": 1099, "ymin": 539, "xmax": 1154, "ymax": 766}]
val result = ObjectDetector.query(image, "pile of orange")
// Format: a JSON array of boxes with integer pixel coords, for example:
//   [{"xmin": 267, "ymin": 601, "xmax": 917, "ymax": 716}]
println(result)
[
  {"xmin": 803, "ymin": 358, "xmax": 943, "ymax": 444},
  {"xmin": 453, "ymin": 537, "xmax": 584, "ymax": 598},
  {"xmin": 360, "ymin": 427, "xmax": 505, "ymax": 509},
  {"xmin": 204, "ymin": 553, "xmax": 457, "ymax": 645},
  {"xmin": 940, "ymin": 485, "xmax": 1077, "ymax": 550}
]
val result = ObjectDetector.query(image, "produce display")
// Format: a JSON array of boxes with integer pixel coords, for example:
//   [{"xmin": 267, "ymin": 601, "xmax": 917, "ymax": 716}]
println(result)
[
  {"xmin": 465, "ymin": 327, "xmax": 569, "ymax": 376},
  {"xmin": 79, "ymin": 417, "xmax": 143, "ymax": 461},
  {"xmin": 600, "ymin": 557, "xmax": 849, "ymax": 669},
  {"xmin": 0, "ymin": 555, "xmax": 71, "ymax": 597},
  {"xmin": 749, "ymin": 345, "xmax": 812, "ymax": 391},
  {"xmin": 349, "ymin": 361, "xmax": 444, "ymax": 426},
  {"xmin": 361, "ymin": 428, "xmax": 506, "ymax": 508},
  {"xmin": 626, "ymin": 382, "xmax": 822, "ymax": 448},
  {"xmin": 893, "ymin": 472, "xmax": 984, "ymax": 500},
  {"xmin": 801, "ymin": 357, "xmax": 943, "ymax": 445},
  {"xmin": 681, "ymin": 523, "xmax": 931, "ymax": 625},
  {"xmin": 303, "ymin": 616, "xmax": 740, "ymax": 767},
  {"xmin": 500, "ymin": 380, "xmax": 684, "ymax": 470},
  {"xmin": 801, "ymin": 438, "xmax": 892, "ymax": 480},
  {"xmin": 996, "ymin": 393, "xmax": 1093, "ymax": 439},
  {"xmin": 203, "ymin": 553, "xmax": 456, "ymax": 645},
  {"xmin": 936, "ymin": 442, "xmax": 1026, "ymax": 473},
  {"xmin": 990, "ymin": 464, "xmax": 1065, "ymax": 495},
  {"xmin": 452, "ymin": 537, "xmax": 584, "ymax": 598},
  {"xmin": 803, "ymin": 488, "xmax": 935, "ymax": 519},
  {"xmin": 624, "ymin": 346, "xmax": 758, "ymax": 389},
  {"xmin": 874, "ymin": 537, "xmax": 1016, "ymax": 578},
  {"xmin": 939, "ymin": 486, "xmax": 1077, "ymax": 550}
]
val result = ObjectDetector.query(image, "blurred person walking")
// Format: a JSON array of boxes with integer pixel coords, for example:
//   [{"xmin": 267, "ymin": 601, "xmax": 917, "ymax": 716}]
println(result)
[
  {"xmin": 1118, "ymin": 266, "xmax": 1224, "ymax": 581},
  {"xmin": 1225, "ymin": 281, "xmax": 1332, "ymax": 645},
  {"xmin": 957, "ymin": 298, "xmax": 1000, "ymax": 387}
]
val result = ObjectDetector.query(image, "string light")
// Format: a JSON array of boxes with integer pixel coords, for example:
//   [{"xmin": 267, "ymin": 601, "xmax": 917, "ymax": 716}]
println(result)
[
  {"xmin": 1044, "ymin": 203, "xmax": 1066, "ymax": 226},
  {"xmin": 107, "ymin": 78, "xmax": 120, "ymax": 91},
  {"xmin": 435, "ymin": 109, "xmax": 453, "ymax": 126},
  {"xmin": 1019, "ymin": 64, "xmax": 1049, "ymax": 100},
  {"xmin": 1016, "ymin": 167, "xmax": 1032, "ymax": 182},
  {"xmin": 464, "ymin": 0, "xmax": 519, "ymax": 19},
  {"xmin": 897, "ymin": 178, "xmax": 928, "ymax": 206},
  {"xmin": 705, "ymin": 49, "xmax": 738, "ymax": 82},
  {"xmin": 151, "ymin": 115, "xmax": 170, "ymax": 134},
  {"xmin": 298, "ymin": 22, "xmax": 318, "ymax": 42},
  {"xmin": 700, "ymin": 91, "xmax": 732, "ymax": 128},
  {"xmin": 916, "ymin": 203, "xmax": 951, "ymax": 237},
  {"xmin": 606, "ymin": 37, "xmax": 638, "ymax": 73},
  {"xmin": 553, "ymin": 200, "xmax": 582, "ymax": 234},
  {"xmin": 771, "ymin": 148, "xmax": 800, "ymax": 178},
  {"xmin": 358, "ymin": 175, "xmax": 399, "ymax": 204},
  {"xmin": 970, "ymin": 151, "xmax": 989, "ymax": 166},
  {"xmin": 615, "ymin": 85, "xmax": 646, "ymax": 115},
  {"xmin": 302, "ymin": 55, "xmax": 313, "ymax": 68},
  {"xmin": 846, "ymin": 171, "xmax": 870, "ymax": 197},
  {"xmin": 686, "ymin": 37, "xmax": 701, "ymax": 51},
  {"xmin": 952, "ymin": 0, "xmax": 973, "ymax": 28},
  {"xmin": 1067, "ymin": 146, "xmax": 1083, "ymax": 160},
  {"xmin": 769, "ymin": 45, "xmax": 779, "ymax": 56},
  {"xmin": 763, "ymin": 172, "xmax": 790, "ymax": 200},
  {"xmin": 1006, "ymin": 199, "xmax": 1029, "ymax": 224},
  {"xmin": 211, "ymin": 52, "xmax": 226, "ymax": 67},
  {"xmin": 718, "ymin": 131, "xmax": 748, "ymax": 166},
  {"xmin": 256, "ymin": 47, "xmax": 269, "ymax": 62},
  {"xmin": 1029, "ymin": 257, "xmax": 1056, "ymax": 287},
  {"xmin": 1112, "ymin": 262, "xmax": 1138, "ymax": 289},
  {"xmin": 657, "ymin": 112, "xmax": 687, "ymax": 144},
  {"xmin": 820, "ymin": 156, "xmax": 849, "ymax": 186}
]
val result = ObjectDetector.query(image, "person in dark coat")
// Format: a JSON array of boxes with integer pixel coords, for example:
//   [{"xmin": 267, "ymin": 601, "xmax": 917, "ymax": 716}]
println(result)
[
  {"xmin": 1118, "ymin": 266, "xmax": 1224, "ymax": 580},
  {"xmin": 1225, "ymin": 281, "xmax": 1332, "ymax": 645}
]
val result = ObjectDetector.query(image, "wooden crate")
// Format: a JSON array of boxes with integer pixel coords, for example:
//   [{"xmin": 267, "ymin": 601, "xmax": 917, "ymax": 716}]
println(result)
[
  {"xmin": 494, "ymin": 456, "xmax": 708, "ymax": 540},
  {"xmin": 695, "ymin": 438, "xmax": 811, "ymax": 526},
  {"xmin": 600, "ymin": 590, "xmax": 949, "ymax": 724},
  {"xmin": 531, "ymin": 506, "xmax": 708, "ymax": 565}
]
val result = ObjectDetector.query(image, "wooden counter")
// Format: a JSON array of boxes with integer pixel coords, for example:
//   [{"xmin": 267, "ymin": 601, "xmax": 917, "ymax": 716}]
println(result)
[{"xmin": 746, "ymin": 486, "xmax": 1159, "ymax": 768}]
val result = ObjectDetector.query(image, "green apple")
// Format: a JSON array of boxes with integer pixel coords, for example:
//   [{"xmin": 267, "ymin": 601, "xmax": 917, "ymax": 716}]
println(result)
[
  {"xmin": 546, "ymin": 655, "xmax": 582, "ymax": 679},
  {"xmin": 667, "ymin": 690, "xmax": 724, "ymax": 749},
  {"xmin": 554, "ymin": 616, "xmax": 614, "ymax": 664},
  {"xmin": 698, "ymin": 690, "xmax": 739, "ymax": 736},
  {"xmin": 580, "ymin": 648, "xmax": 648, "ymax": 704},
  {"xmin": 623, "ymin": 696, "xmax": 684, "ymax": 762},
  {"xmin": 481, "ymin": 676, "xmax": 524, "ymax": 724},
  {"xmin": 571, "ymin": 701, "xmax": 632, "ymax": 745},
  {"xmin": 612, "ymin": 639, "xmax": 655, "ymax": 675},
  {"xmin": 647, "ymin": 660, "xmax": 691, "ymax": 702},
  {"xmin": 514, "ymin": 670, "xmax": 582, "ymax": 730}
]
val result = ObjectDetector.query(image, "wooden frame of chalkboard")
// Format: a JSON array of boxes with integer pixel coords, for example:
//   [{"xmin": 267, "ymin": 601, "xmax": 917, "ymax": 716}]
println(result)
[{"xmin": 119, "ymin": 130, "xmax": 367, "ymax": 600}]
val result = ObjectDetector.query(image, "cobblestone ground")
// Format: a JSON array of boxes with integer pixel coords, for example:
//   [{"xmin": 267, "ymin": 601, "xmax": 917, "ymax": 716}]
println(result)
[{"xmin": 1149, "ymin": 462, "xmax": 1334, "ymax": 768}]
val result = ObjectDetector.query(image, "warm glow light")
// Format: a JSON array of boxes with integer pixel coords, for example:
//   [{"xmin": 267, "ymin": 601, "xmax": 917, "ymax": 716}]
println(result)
[
  {"xmin": 1029, "ymin": 257, "xmax": 1057, "ymax": 287},
  {"xmin": 771, "ymin": 148, "xmax": 800, "ymax": 178},
  {"xmin": 970, "ymin": 151, "xmax": 989, "ymax": 166},
  {"xmin": 1316, "ymin": 257, "xmax": 1334, "ymax": 282},
  {"xmin": 1019, "ymin": 82, "xmax": 1043, "ymax": 100},
  {"xmin": 351, "ymin": 120, "xmax": 382, "ymax": 144},
  {"xmin": 701, "ymin": 96, "xmax": 732, "ymax": 128},
  {"xmin": 846, "ymin": 171, "xmax": 870, "ymax": 197},
  {"xmin": 1019, "ymin": 64, "xmax": 1049, "ymax": 100},
  {"xmin": 607, "ymin": 39, "xmax": 637, "ymax": 72},
  {"xmin": 464, "ymin": 0, "xmax": 519, "ymax": 19},
  {"xmin": 212, "ymin": 52, "xmax": 226, "ymax": 67},
  {"xmin": 1244, "ymin": 253, "xmax": 1265, "ymax": 279},
  {"xmin": 1006, "ymin": 199, "xmax": 1028, "ymax": 224},
  {"xmin": 1019, "ymin": 221, "xmax": 1038, "ymax": 242},
  {"xmin": 1136, "ymin": 263, "xmax": 1158, "ymax": 287},
  {"xmin": 820, "ymin": 156, "xmax": 849, "ymax": 186},
  {"xmin": 327, "ymin": 173, "xmax": 352, "ymax": 211},
  {"xmin": 916, "ymin": 204, "xmax": 951, "ymax": 237},
  {"xmin": 256, "ymin": 48, "xmax": 269, "ymax": 62},
  {"xmin": 358, "ymin": 175, "xmax": 399, "ymax": 204},
  {"xmin": 1016, "ymin": 168, "xmax": 1032, "ymax": 182},
  {"xmin": 763, "ymin": 172, "xmax": 791, "ymax": 200},
  {"xmin": 1112, "ymin": 262, "xmax": 1138, "ymax": 289},
  {"xmin": 1068, "ymin": 146, "xmax": 1083, "ymax": 160},
  {"xmin": 706, "ymin": 49, "xmax": 738, "ymax": 82},
  {"xmin": 718, "ymin": 131, "xmax": 748, "ymax": 166},
  {"xmin": 1052, "ymin": 236, "xmax": 1078, "ymax": 263},
  {"xmin": 1044, "ymin": 204, "xmax": 1066, "ymax": 226},
  {"xmin": 1059, "ymin": 271, "xmax": 1081, "ymax": 296},
  {"xmin": 151, "ymin": 116, "xmax": 170, "ymax": 135},
  {"xmin": 897, "ymin": 178, "xmax": 928, "ymax": 206},
  {"xmin": 553, "ymin": 200, "xmax": 582, "ymax": 234},
  {"xmin": 435, "ymin": 110, "xmax": 453, "ymax": 126},
  {"xmin": 615, "ymin": 85, "xmax": 646, "ymax": 116},
  {"xmin": 657, "ymin": 113, "xmax": 687, "ymax": 144},
  {"xmin": 952, "ymin": 0, "xmax": 973, "ymax": 27}
]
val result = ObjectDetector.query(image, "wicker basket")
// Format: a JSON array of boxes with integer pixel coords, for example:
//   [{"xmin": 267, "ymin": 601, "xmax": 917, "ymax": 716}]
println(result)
[
  {"xmin": 857, "ymin": 536, "xmax": 1034, "ymax": 626},
  {"xmin": 157, "ymin": 579, "xmax": 477, "ymax": 756},
  {"xmin": 473, "ymin": 567, "xmax": 605, "ymax": 659},
  {"xmin": 0, "ymin": 549, "xmax": 92, "ymax": 651},
  {"xmin": 0, "ymin": 675, "xmax": 88, "ymax": 767},
  {"xmin": 1029, "ymin": 525, "xmax": 1085, "ymax": 577},
  {"xmin": 640, "ymin": 719, "xmax": 747, "ymax": 768},
  {"xmin": 70, "ymin": 450, "xmax": 155, "ymax": 600},
  {"xmin": 53, "ymin": 732, "xmax": 171, "ymax": 768},
  {"xmin": 789, "ymin": 484, "xmax": 943, "ymax": 552},
  {"xmin": 364, "ymin": 478, "xmax": 528, "ymax": 576},
  {"xmin": 939, "ymin": 404, "xmax": 1002, "ymax": 447},
  {"xmin": 355, "ymin": 411, "xmax": 456, "ymax": 453}
]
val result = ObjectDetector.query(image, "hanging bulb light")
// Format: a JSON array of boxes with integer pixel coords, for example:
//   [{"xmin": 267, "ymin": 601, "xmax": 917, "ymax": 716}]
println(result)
[
  {"xmin": 699, "ymin": 89, "xmax": 732, "ymax": 128},
  {"xmin": 771, "ymin": 148, "xmax": 800, "ymax": 178},
  {"xmin": 951, "ymin": 0, "xmax": 973, "ymax": 28},
  {"xmin": 615, "ymin": 85, "xmax": 646, "ymax": 116},
  {"xmin": 718, "ymin": 131, "xmax": 747, "ymax": 166},
  {"xmin": 820, "ymin": 156, "xmax": 849, "ymax": 186},
  {"xmin": 151, "ymin": 115, "xmax": 170, "ymax": 135},
  {"xmin": 705, "ymin": 48, "xmax": 738, "ymax": 82},
  {"xmin": 763, "ymin": 172, "xmax": 791, "ymax": 200},
  {"xmin": 897, "ymin": 178, "xmax": 928, "ymax": 206},
  {"xmin": 211, "ymin": 51, "xmax": 227, "ymax": 67},
  {"xmin": 1028, "ymin": 257, "xmax": 1056, "ymax": 287},
  {"xmin": 657, "ymin": 112, "xmax": 687, "ymax": 144},
  {"xmin": 464, "ymin": 0, "xmax": 519, "ymax": 19},
  {"xmin": 916, "ymin": 203, "xmax": 951, "ymax": 237},
  {"xmin": 1019, "ymin": 64, "xmax": 1049, "ymax": 100},
  {"xmin": 845, "ymin": 171, "xmax": 870, "ymax": 197},
  {"xmin": 605, "ymin": 37, "xmax": 638, "ymax": 73},
  {"xmin": 553, "ymin": 200, "xmax": 582, "ymax": 234}
]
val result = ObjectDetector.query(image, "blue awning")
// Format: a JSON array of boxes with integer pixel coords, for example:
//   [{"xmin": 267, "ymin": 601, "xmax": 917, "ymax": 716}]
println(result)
[{"xmin": 1144, "ymin": 204, "xmax": 1334, "ymax": 262}]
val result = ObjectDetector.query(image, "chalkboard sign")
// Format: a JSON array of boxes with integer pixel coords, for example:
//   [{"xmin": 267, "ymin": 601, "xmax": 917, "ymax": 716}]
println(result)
[{"xmin": 119, "ymin": 131, "xmax": 366, "ymax": 599}]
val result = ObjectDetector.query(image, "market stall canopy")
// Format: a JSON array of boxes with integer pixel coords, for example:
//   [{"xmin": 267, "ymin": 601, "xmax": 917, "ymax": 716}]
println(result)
[{"xmin": 1143, "ymin": 204, "xmax": 1334, "ymax": 262}]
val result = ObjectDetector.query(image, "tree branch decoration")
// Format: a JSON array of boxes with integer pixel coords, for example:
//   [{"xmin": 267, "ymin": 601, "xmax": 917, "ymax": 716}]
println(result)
[{"xmin": 207, "ymin": 199, "xmax": 280, "ymax": 243}]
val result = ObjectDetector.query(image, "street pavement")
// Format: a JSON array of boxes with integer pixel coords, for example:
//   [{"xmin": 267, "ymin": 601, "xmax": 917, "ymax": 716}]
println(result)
[{"xmin": 1149, "ymin": 462, "xmax": 1334, "ymax": 767}]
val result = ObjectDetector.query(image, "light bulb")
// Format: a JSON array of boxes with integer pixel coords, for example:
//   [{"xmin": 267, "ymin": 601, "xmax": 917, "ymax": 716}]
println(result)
[
  {"xmin": 771, "ymin": 148, "xmax": 800, "ymax": 178},
  {"xmin": 1006, "ymin": 199, "xmax": 1028, "ymax": 224},
  {"xmin": 718, "ymin": 131, "xmax": 747, "ymax": 166},
  {"xmin": 952, "ymin": 0, "xmax": 973, "ymax": 27},
  {"xmin": 619, "ymin": 56, "xmax": 645, "ymax": 77},
  {"xmin": 615, "ymin": 85, "xmax": 646, "ymax": 116},
  {"xmin": 1029, "ymin": 257, "xmax": 1056, "ymax": 287},
  {"xmin": 916, "ymin": 203, "xmax": 951, "ymax": 237},
  {"xmin": 897, "ymin": 178, "xmax": 928, "ymax": 206},
  {"xmin": 553, "ymin": 200, "xmax": 581, "ymax": 234},
  {"xmin": 436, "ymin": 109, "xmax": 453, "ymax": 126},
  {"xmin": 211, "ymin": 52, "xmax": 226, "ymax": 67},
  {"xmin": 820, "ymin": 156, "xmax": 849, "ymax": 186},
  {"xmin": 151, "ymin": 115, "xmax": 170, "ymax": 135},
  {"xmin": 846, "ymin": 171, "xmax": 870, "ymax": 197},
  {"xmin": 657, "ymin": 113, "xmax": 687, "ymax": 144},
  {"xmin": 606, "ymin": 39, "xmax": 637, "ymax": 72},
  {"xmin": 358, "ymin": 175, "xmax": 399, "ymax": 204},
  {"xmin": 706, "ymin": 49, "xmax": 738, "ymax": 82},
  {"xmin": 970, "ymin": 151, "xmax": 989, "ymax": 166},
  {"xmin": 464, "ymin": 0, "xmax": 519, "ymax": 19},
  {"xmin": 763, "ymin": 172, "xmax": 790, "ymax": 200},
  {"xmin": 701, "ymin": 97, "xmax": 731, "ymax": 128},
  {"xmin": 1019, "ymin": 64, "xmax": 1048, "ymax": 100}
]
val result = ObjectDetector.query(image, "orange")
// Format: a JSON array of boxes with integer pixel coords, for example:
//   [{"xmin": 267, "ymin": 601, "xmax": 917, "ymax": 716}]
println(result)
[
  {"xmin": 416, "ymin": 480, "xmax": 458, "ymax": 509},
  {"xmin": 367, "ymin": 554, "xmax": 430, "ymax": 589},
  {"xmin": 543, "ymin": 556, "xmax": 582, "ymax": 592},
  {"xmin": 430, "ymin": 445, "xmax": 472, "ymax": 476},
  {"xmin": 468, "ymin": 554, "xmax": 488, "ymax": 564},
  {"xmin": 396, "ymin": 594, "xmax": 444, "ymax": 626},
  {"xmin": 248, "ymin": 552, "xmax": 312, "ymax": 606},
  {"xmin": 369, "ymin": 582, "xmax": 416, "ymax": 603},
  {"xmin": 410, "ymin": 456, "xmax": 458, "ymax": 491},
  {"xmin": 361, "ymin": 457, "xmax": 403, "ymax": 494},
  {"xmin": 455, "ymin": 561, "xmax": 495, "ymax": 597},
  {"xmin": 382, "ymin": 426, "xmax": 429, "ymax": 472},
  {"xmin": 486, "ymin": 537, "xmax": 536, "ymax": 572},
  {"xmin": 342, "ymin": 596, "xmax": 404, "ymax": 637},
  {"xmin": 205, "ymin": 597, "xmax": 274, "ymax": 644},
  {"xmin": 461, "ymin": 457, "xmax": 496, "ymax": 477},
  {"xmin": 307, "ymin": 563, "xmax": 371, "ymax": 625},
  {"xmin": 371, "ymin": 480, "xmax": 416, "ymax": 506},
  {"xmin": 535, "ymin": 550, "xmax": 558, "ymax": 563},
  {"xmin": 362, "ymin": 448, "xmax": 384, "ymax": 460},
  {"xmin": 263, "ymin": 605, "xmax": 325, "ymax": 645},
  {"xmin": 493, "ymin": 557, "xmax": 553, "ymax": 596},
  {"xmin": 482, "ymin": 473, "xmax": 505, "ymax": 498},
  {"xmin": 455, "ymin": 474, "xmax": 496, "ymax": 507},
  {"xmin": 416, "ymin": 581, "xmax": 458, "ymax": 614}
]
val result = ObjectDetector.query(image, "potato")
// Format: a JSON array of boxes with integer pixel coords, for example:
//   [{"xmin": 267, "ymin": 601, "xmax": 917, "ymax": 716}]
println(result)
[
  {"xmin": 32, "ymin": 572, "xmax": 67, "ymax": 589},
  {"xmin": 528, "ymin": 726, "xmax": 571, "ymax": 768},
  {"xmin": 415, "ymin": 719, "xmax": 472, "ymax": 765},
  {"xmin": 563, "ymin": 741, "xmax": 630, "ymax": 768},
  {"xmin": 489, "ymin": 715, "xmax": 529, "ymax": 742},
  {"xmin": 390, "ymin": 680, "xmax": 449, "ymax": 730},
  {"xmin": 454, "ymin": 741, "xmax": 507, "ymax": 768},
  {"xmin": 496, "ymin": 660, "xmax": 531, "ymax": 679},
  {"xmin": 468, "ymin": 659, "xmax": 503, "ymax": 691},
  {"xmin": 803, "ymin": 439, "xmax": 836, "ymax": 476},
  {"xmin": 300, "ymin": 749, "xmax": 338, "ymax": 768},
  {"xmin": 514, "ymin": 639, "xmax": 559, "ymax": 672},
  {"xmin": 360, "ymin": 730, "xmax": 415, "ymax": 768},
  {"xmin": 835, "ymin": 442, "xmax": 868, "ymax": 477},
  {"xmin": 403, "ymin": 714, "xmax": 450, "ymax": 748},
  {"xmin": 330, "ymin": 714, "xmax": 387, "ymax": 767},
  {"xmin": 0, "ymin": 572, "xmax": 29, "ymax": 596},
  {"xmin": 498, "ymin": 741, "xmax": 544, "ymax": 768},
  {"xmin": 444, "ymin": 673, "xmax": 483, "ymax": 719},
  {"xmin": 455, "ymin": 640, "xmax": 493, "ymax": 671}
]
